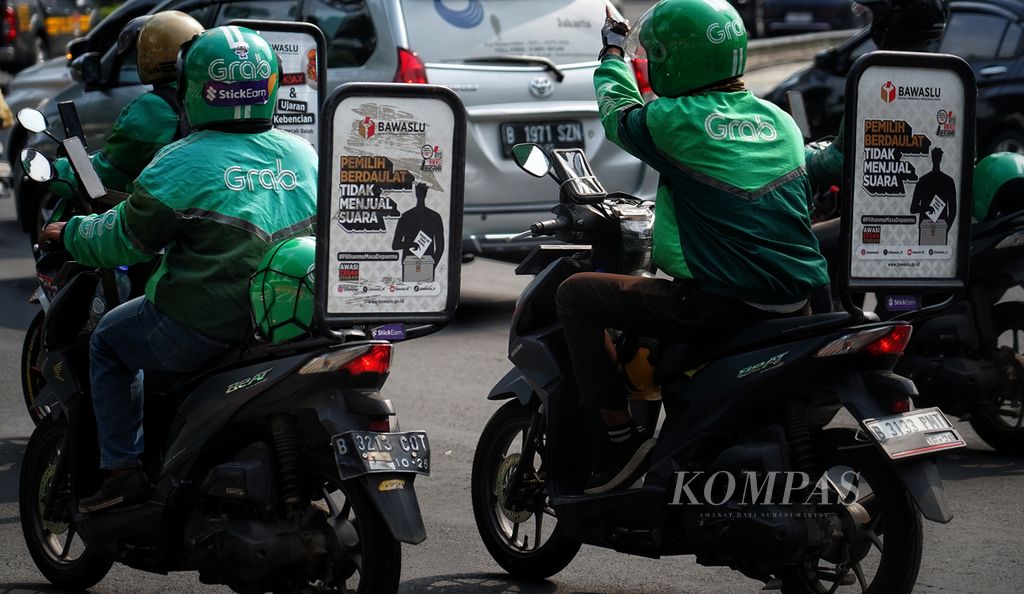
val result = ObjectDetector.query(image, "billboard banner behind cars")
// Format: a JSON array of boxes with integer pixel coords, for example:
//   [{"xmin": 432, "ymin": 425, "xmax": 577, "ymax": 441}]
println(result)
[
  {"xmin": 840, "ymin": 51, "xmax": 976, "ymax": 297},
  {"xmin": 227, "ymin": 20, "xmax": 326, "ymax": 150},
  {"xmin": 315, "ymin": 83, "xmax": 465, "ymax": 329}
]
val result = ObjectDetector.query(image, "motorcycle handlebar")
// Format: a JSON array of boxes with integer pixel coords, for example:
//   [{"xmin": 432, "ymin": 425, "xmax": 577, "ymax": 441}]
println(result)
[{"xmin": 531, "ymin": 217, "xmax": 569, "ymax": 236}]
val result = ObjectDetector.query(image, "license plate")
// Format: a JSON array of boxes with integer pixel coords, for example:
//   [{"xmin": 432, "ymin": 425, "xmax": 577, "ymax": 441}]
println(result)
[
  {"xmin": 499, "ymin": 121, "xmax": 584, "ymax": 158},
  {"xmin": 862, "ymin": 407, "xmax": 966, "ymax": 460},
  {"xmin": 332, "ymin": 430, "xmax": 430, "ymax": 479},
  {"xmin": 785, "ymin": 11, "xmax": 813, "ymax": 23}
]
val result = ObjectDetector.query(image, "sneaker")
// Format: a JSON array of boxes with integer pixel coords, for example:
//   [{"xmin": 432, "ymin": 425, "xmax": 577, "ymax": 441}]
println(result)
[
  {"xmin": 78, "ymin": 469, "xmax": 152, "ymax": 513},
  {"xmin": 584, "ymin": 431, "xmax": 657, "ymax": 495}
]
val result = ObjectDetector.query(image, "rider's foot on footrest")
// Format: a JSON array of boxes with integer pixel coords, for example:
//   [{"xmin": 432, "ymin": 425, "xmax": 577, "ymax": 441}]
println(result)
[
  {"xmin": 585, "ymin": 433, "xmax": 656, "ymax": 495},
  {"xmin": 78, "ymin": 469, "xmax": 152, "ymax": 513}
]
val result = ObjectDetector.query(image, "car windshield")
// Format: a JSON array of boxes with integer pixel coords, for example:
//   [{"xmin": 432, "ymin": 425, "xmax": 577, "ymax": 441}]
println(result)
[{"xmin": 399, "ymin": 0, "xmax": 601, "ymax": 65}]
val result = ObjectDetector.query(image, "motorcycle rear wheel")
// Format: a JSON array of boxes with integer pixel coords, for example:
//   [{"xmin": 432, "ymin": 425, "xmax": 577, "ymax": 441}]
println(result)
[
  {"xmin": 21, "ymin": 310, "xmax": 47, "ymax": 425},
  {"xmin": 471, "ymin": 400, "xmax": 581, "ymax": 580},
  {"xmin": 970, "ymin": 301, "xmax": 1024, "ymax": 454},
  {"xmin": 780, "ymin": 429, "xmax": 922, "ymax": 594},
  {"xmin": 19, "ymin": 418, "xmax": 113, "ymax": 589}
]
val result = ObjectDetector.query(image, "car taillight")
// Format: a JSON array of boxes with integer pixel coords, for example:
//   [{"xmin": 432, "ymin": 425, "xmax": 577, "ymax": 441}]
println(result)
[
  {"xmin": 394, "ymin": 48, "xmax": 427, "ymax": 84},
  {"xmin": 631, "ymin": 57, "xmax": 655, "ymax": 101},
  {"xmin": 297, "ymin": 343, "xmax": 393, "ymax": 376},
  {"xmin": 3, "ymin": 7, "xmax": 16, "ymax": 44},
  {"xmin": 815, "ymin": 324, "xmax": 913, "ymax": 358}
]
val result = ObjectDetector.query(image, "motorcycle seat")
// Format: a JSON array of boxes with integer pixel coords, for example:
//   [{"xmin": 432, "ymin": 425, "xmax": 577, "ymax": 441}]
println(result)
[
  {"xmin": 144, "ymin": 347, "xmax": 248, "ymax": 397},
  {"xmin": 652, "ymin": 312, "xmax": 854, "ymax": 386}
]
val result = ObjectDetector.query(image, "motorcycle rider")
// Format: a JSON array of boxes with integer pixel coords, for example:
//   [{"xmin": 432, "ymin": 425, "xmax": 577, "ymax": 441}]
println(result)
[
  {"xmin": 558, "ymin": 0, "xmax": 829, "ymax": 494},
  {"xmin": 50, "ymin": 11, "xmax": 204, "ymax": 197},
  {"xmin": 38, "ymin": 26, "xmax": 318, "ymax": 512}
]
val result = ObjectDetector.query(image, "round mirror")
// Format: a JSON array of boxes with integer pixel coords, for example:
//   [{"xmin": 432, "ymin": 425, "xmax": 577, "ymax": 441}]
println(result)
[
  {"xmin": 18, "ymin": 108, "xmax": 48, "ymax": 134},
  {"xmin": 512, "ymin": 143, "xmax": 551, "ymax": 178},
  {"xmin": 21, "ymin": 149, "xmax": 55, "ymax": 183}
]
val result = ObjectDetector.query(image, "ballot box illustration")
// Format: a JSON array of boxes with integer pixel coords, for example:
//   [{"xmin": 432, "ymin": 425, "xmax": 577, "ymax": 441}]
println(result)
[
  {"xmin": 919, "ymin": 219, "xmax": 948, "ymax": 246},
  {"xmin": 403, "ymin": 256, "xmax": 435, "ymax": 282}
]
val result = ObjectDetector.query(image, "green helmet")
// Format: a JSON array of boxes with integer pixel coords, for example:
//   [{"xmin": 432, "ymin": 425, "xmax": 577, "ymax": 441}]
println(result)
[
  {"xmin": 250, "ymin": 237, "xmax": 316, "ymax": 344},
  {"xmin": 973, "ymin": 152, "xmax": 1024, "ymax": 221},
  {"xmin": 178, "ymin": 25, "xmax": 279, "ymax": 129},
  {"xmin": 626, "ymin": 0, "xmax": 748, "ymax": 97}
]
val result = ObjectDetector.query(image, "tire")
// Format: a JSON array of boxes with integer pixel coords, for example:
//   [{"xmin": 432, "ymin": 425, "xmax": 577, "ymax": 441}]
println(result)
[
  {"xmin": 21, "ymin": 310, "xmax": 47, "ymax": 425},
  {"xmin": 471, "ymin": 400, "xmax": 581, "ymax": 580},
  {"xmin": 310, "ymin": 470, "xmax": 402, "ymax": 594},
  {"xmin": 969, "ymin": 301, "xmax": 1024, "ymax": 454},
  {"xmin": 19, "ymin": 419, "xmax": 113, "ymax": 589},
  {"xmin": 780, "ymin": 430, "xmax": 922, "ymax": 594},
  {"xmin": 986, "ymin": 127, "xmax": 1024, "ymax": 156}
]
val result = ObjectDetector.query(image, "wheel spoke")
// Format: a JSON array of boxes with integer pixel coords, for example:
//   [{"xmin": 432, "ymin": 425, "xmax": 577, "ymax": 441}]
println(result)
[
  {"xmin": 510, "ymin": 520, "xmax": 520, "ymax": 546},
  {"xmin": 868, "ymin": 530, "xmax": 883, "ymax": 552},
  {"xmin": 59, "ymin": 525, "xmax": 77, "ymax": 560},
  {"xmin": 533, "ymin": 510, "xmax": 544, "ymax": 550},
  {"xmin": 853, "ymin": 561, "xmax": 869, "ymax": 592}
]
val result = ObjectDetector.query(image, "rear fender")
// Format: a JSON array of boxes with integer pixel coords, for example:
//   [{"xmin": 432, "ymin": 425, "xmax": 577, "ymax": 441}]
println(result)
[
  {"xmin": 837, "ymin": 372, "xmax": 952, "ymax": 523},
  {"xmin": 358, "ymin": 474, "xmax": 426, "ymax": 544}
]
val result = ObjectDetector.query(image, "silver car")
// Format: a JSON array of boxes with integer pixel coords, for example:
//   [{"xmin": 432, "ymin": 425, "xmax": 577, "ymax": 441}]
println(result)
[{"xmin": 16, "ymin": 0, "xmax": 655, "ymax": 260}]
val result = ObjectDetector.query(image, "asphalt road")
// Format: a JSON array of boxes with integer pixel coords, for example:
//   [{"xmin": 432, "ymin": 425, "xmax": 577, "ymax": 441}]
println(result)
[{"xmin": 1, "ymin": 187, "xmax": 1024, "ymax": 593}]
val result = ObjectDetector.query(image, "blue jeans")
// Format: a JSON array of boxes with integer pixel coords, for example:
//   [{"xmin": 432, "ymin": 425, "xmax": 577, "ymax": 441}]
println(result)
[{"xmin": 90, "ymin": 297, "xmax": 231, "ymax": 470}]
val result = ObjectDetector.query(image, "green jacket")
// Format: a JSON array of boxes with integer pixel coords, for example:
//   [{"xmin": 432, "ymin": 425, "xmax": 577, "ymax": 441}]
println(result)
[
  {"xmin": 595, "ymin": 56, "xmax": 828, "ymax": 305},
  {"xmin": 63, "ymin": 128, "xmax": 318, "ymax": 340},
  {"xmin": 52, "ymin": 85, "xmax": 180, "ymax": 198}
]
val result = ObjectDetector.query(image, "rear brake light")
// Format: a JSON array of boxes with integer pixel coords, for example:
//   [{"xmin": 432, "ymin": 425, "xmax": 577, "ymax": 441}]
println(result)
[
  {"xmin": 889, "ymin": 397, "xmax": 912, "ymax": 414},
  {"xmin": 395, "ymin": 48, "xmax": 427, "ymax": 84},
  {"xmin": 298, "ymin": 343, "xmax": 393, "ymax": 375},
  {"xmin": 815, "ymin": 324, "xmax": 913, "ymax": 358},
  {"xmin": 368, "ymin": 417, "xmax": 391, "ymax": 432},
  {"xmin": 630, "ymin": 57, "xmax": 655, "ymax": 100},
  {"xmin": 3, "ymin": 8, "xmax": 16, "ymax": 44},
  {"xmin": 864, "ymin": 324, "xmax": 913, "ymax": 356}
]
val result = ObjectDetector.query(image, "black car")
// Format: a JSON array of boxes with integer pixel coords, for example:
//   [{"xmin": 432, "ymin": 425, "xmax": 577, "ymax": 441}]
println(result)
[
  {"xmin": 0, "ymin": 0, "xmax": 96, "ymax": 72},
  {"xmin": 765, "ymin": 0, "xmax": 1024, "ymax": 156},
  {"xmin": 763, "ymin": 0, "xmax": 869, "ymax": 36}
]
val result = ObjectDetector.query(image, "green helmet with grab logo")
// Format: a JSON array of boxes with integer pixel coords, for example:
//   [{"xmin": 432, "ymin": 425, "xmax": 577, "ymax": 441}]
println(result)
[
  {"xmin": 250, "ymin": 237, "xmax": 316, "ymax": 344},
  {"xmin": 178, "ymin": 25, "xmax": 279, "ymax": 129},
  {"xmin": 625, "ymin": 0, "xmax": 748, "ymax": 97},
  {"xmin": 973, "ymin": 152, "xmax": 1024, "ymax": 221}
]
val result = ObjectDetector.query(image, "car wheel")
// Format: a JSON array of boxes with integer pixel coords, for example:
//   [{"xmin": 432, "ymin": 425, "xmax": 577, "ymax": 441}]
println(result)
[{"xmin": 987, "ymin": 127, "xmax": 1024, "ymax": 156}]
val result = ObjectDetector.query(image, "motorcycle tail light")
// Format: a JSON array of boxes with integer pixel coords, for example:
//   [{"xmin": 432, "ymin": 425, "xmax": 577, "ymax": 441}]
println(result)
[
  {"xmin": 368, "ymin": 417, "xmax": 391, "ymax": 432},
  {"xmin": 863, "ymin": 324, "xmax": 913, "ymax": 356},
  {"xmin": 3, "ymin": 8, "xmax": 16, "ymax": 44},
  {"xmin": 298, "ymin": 343, "xmax": 393, "ymax": 376},
  {"xmin": 889, "ymin": 396, "xmax": 912, "ymax": 414},
  {"xmin": 815, "ymin": 324, "xmax": 913, "ymax": 358},
  {"xmin": 394, "ymin": 48, "xmax": 428, "ymax": 84}
]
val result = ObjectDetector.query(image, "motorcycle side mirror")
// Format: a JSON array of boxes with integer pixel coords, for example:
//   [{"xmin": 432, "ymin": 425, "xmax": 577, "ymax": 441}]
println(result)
[
  {"xmin": 512, "ymin": 143, "xmax": 551, "ymax": 178},
  {"xmin": 66, "ymin": 36, "xmax": 89, "ymax": 62},
  {"xmin": 21, "ymin": 148, "xmax": 55, "ymax": 183},
  {"xmin": 18, "ymin": 109, "xmax": 49, "ymax": 134},
  {"xmin": 69, "ymin": 52, "xmax": 101, "ymax": 86}
]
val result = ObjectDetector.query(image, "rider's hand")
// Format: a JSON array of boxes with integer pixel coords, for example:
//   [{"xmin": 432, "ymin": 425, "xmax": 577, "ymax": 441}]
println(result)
[
  {"xmin": 39, "ymin": 222, "xmax": 66, "ymax": 245},
  {"xmin": 600, "ymin": 6, "xmax": 630, "ymax": 59}
]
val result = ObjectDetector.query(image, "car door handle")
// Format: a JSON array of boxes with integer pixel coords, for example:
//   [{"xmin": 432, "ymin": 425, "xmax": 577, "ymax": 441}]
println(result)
[{"xmin": 979, "ymin": 66, "xmax": 1008, "ymax": 77}]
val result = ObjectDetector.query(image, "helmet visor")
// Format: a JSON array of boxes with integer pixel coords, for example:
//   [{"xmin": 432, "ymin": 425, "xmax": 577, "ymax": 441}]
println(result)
[{"xmin": 624, "ymin": 5, "xmax": 656, "ymax": 60}]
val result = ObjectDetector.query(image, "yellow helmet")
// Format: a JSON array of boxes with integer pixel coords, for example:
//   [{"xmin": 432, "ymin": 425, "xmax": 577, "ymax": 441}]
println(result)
[{"xmin": 137, "ymin": 11, "xmax": 204, "ymax": 85}]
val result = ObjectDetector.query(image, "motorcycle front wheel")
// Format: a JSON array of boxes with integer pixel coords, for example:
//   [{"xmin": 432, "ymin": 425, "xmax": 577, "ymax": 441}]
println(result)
[
  {"xmin": 970, "ymin": 301, "xmax": 1024, "ymax": 454},
  {"xmin": 21, "ymin": 310, "xmax": 47, "ymax": 425},
  {"xmin": 780, "ymin": 429, "xmax": 922, "ymax": 594},
  {"xmin": 19, "ymin": 418, "xmax": 113, "ymax": 589},
  {"xmin": 471, "ymin": 400, "xmax": 580, "ymax": 580}
]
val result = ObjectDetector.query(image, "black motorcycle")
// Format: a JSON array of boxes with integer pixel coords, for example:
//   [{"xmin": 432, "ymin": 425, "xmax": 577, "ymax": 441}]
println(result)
[
  {"xmin": 471, "ymin": 143, "xmax": 964, "ymax": 592},
  {"xmin": 17, "ymin": 108, "xmax": 430, "ymax": 594},
  {"xmin": 813, "ymin": 202, "xmax": 1024, "ymax": 453}
]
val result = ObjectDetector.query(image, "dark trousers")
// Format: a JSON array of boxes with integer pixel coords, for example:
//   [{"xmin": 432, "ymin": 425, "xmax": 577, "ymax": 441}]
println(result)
[{"xmin": 555, "ymin": 272, "xmax": 802, "ymax": 410}]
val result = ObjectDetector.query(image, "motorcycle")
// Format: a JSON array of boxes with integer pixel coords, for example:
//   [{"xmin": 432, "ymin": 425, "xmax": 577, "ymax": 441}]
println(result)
[
  {"xmin": 17, "ymin": 108, "xmax": 430, "ymax": 594},
  {"xmin": 812, "ymin": 187, "xmax": 1024, "ymax": 454},
  {"xmin": 471, "ymin": 143, "xmax": 964, "ymax": 592}
]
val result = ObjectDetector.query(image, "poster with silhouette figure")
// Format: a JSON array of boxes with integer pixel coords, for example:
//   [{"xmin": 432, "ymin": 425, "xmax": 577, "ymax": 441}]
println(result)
[
  {"xmin": 842, "ymin": 52, "xmax": 975, "ymax": 292},
  {"xmin": 226, "ymin": 20, "xmax": 326, "ymax": 150},
  {"xmin": 316, "ymin": 83, "xmax": 465, "ymax": 327}
]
